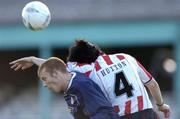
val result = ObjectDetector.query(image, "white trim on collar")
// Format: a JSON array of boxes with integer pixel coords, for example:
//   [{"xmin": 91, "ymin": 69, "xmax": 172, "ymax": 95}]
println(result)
[{"xmin": 66, "ymin": 72, "xmax": 76, "ymax": 92}]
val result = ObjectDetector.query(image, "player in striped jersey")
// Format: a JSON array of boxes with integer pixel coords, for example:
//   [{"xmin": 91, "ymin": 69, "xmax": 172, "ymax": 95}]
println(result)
[
  {"xmin": 66, "ymin": 40, "xmax": 171, "ymax": 119},
  {"xmin": 10, "ymin": 40, "xmax": 171, "ymax": 119}
]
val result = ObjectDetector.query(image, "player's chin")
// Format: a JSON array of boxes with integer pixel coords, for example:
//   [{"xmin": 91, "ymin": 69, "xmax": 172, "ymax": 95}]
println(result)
[{"xmin": 52, "ymin": 88, "xmax": 62, "ymax": 93}]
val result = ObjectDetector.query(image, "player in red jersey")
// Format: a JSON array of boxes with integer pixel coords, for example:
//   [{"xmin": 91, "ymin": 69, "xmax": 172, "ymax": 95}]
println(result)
[{"xmin": 10, "ymin": 40, "xmax": 171, "ymax": 119}]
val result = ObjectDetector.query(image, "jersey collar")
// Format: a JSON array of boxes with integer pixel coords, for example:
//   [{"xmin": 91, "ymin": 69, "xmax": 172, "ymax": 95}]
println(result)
[{"xmin": 65, "ymin": 72, "xmax": 76, "ymax": 92}]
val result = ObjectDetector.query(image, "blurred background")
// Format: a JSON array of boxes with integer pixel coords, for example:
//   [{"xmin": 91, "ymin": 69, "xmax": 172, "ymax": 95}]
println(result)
[{"xmin": 0, "ymin": 0, "xmax": 180, "ymax": 119}]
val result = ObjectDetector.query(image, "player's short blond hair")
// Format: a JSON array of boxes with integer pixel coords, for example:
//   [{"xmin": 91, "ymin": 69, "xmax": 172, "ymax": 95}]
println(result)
[{"xmin": 38, "ymin": 57, "xmax": 67, "ymax": 77}]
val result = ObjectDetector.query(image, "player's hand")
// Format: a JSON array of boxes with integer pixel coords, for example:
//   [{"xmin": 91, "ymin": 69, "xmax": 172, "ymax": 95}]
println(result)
[
  {"xmin": 9, "ymin": 56, "xmax": 35, "ymax": 71},
  {"xmin": 157, "ymin": 103, "xmax": 171, "ymax": 118}
]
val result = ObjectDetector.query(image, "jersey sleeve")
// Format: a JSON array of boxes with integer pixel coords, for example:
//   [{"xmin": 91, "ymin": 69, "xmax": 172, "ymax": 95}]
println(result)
[
  {"xmin": 136, "ymin": 61, "xmax": 153, "ymax": 84},
  {"xmin": 124, "ymin": 54, "xmax": 152, "ymax": 84}
]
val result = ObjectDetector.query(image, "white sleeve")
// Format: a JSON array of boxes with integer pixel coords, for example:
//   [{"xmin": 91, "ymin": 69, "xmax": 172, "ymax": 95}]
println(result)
[
  {"xmin": 136, "ymin": 61, "xmax": 152, "ymax": 84},
  {"xmin": 124, "ymin": 54, "xmax": 152, "ymax": 84}
]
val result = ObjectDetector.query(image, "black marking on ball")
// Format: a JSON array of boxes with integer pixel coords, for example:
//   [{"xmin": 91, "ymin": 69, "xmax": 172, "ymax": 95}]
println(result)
[{"xmin": 28, "ymin": 22, "xmax": 36, "ymax": 30}]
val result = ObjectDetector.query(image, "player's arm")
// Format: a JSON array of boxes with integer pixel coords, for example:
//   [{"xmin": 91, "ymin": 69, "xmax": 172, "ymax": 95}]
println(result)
[
  {"xmin": 145, "ymin": 78, "xmax": 163, "ymax": 107},
  {"xmin": 136, "ymin": 60, "xmax": 171, "ymax": 118},
  {"xmin": 125, "ymin": 53, "xmax": 171, "ymax": 118},
  {"xmin": 9, "ymin": 56, "xmax": 46, "ymax": 71},
  {"xmin": 145, "ymin": 78, "xmax": 171, "ymax": 118}
]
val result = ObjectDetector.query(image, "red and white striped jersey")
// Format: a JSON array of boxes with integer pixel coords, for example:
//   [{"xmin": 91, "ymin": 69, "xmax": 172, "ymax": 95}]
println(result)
[{"xmin": 67, "ymin": 53, "xmax": 153, "ymax": 116}]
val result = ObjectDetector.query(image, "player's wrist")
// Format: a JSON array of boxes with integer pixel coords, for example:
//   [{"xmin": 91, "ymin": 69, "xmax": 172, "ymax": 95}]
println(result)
[{"xmin": 156, "ymin": 101, "xmax": 164, "ymax": 107}]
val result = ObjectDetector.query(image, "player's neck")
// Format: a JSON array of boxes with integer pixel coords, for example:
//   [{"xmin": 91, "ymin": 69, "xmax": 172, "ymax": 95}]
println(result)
[{"xmin": 63, "ymin": 73, "xmax": 73, "ymax": 91}]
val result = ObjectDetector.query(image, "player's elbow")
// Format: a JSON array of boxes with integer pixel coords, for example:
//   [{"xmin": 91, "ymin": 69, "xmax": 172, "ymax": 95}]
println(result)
[{"xmin": 145, "ymin": 78, "xmax": 159, "ymax": 90}]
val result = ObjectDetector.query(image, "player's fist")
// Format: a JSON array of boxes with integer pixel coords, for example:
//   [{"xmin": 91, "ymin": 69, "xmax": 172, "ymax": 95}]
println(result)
[
  {"xmin": 157, "ymin": 103, "xmax": 171, "ymax": 118},
  {"xmin": 9, "ymin": 56, "xmax": 35, "ymax": 71}
]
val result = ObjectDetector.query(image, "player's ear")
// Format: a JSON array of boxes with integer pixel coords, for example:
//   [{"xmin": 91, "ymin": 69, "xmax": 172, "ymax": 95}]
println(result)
[{"xmin": 52, "ymin": 70, "xmax": 59, "ymax": 78}]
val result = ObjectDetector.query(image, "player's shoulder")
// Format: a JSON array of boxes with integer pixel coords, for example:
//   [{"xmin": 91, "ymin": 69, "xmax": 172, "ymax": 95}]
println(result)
[
  {"xmin": 114, "ymin": 53, "xmax": 133, "ymax": 58},
  {"xmin": 113, "ymin": 53, "xmax": 136, "ymax": 61},
  {"xmin": 73, "ymin": 72, "xmax": 91, "ymax": 83},
  {"xmin": 73, "ymin": 72, "xmax": 95, "ymax": 89},
  {"xmin": 97, "ymin": 53, "xmax": 135, "ymax": 60}
]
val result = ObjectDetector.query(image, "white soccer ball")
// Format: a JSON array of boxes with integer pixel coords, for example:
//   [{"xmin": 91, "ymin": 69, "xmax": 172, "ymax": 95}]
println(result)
[{"xmin": 22, "ymin": 1, "xmax": 51, "ymax": 31}]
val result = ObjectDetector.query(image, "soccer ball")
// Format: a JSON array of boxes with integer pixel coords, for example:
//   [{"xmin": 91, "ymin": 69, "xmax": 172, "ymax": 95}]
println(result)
[{"xmin": 22, "ymin": 1, "xmax": 51, "ymax": 31}]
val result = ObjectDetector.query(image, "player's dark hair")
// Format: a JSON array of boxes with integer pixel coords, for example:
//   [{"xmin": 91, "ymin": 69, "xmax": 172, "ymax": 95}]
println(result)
[{"xmin": 67, "ymin": 39, "xmax": 103, "ymax": 64}]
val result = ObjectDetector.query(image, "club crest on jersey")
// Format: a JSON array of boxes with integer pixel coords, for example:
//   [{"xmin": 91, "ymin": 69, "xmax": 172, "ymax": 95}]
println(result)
[
  {"xmin": 71, "ymin": 97, "xmax": 75, "ymax": 105},
  {"xmin": 64, "ymin": 94, "xmax": 79, "ymax": 114}
]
